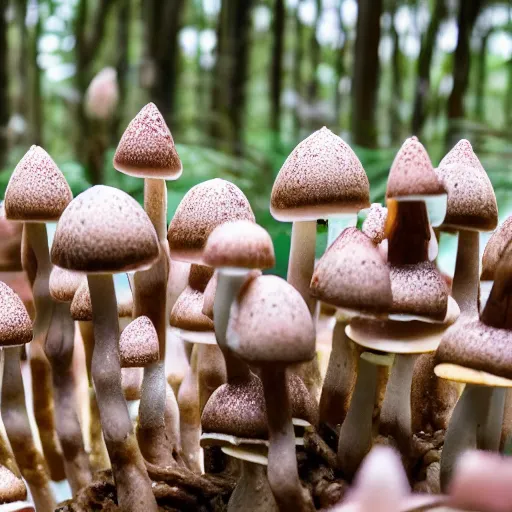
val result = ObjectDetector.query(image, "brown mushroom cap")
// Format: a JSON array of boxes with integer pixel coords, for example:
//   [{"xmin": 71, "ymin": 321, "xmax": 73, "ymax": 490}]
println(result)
[
  {"xmin": 49, "ymin": 266, "xmax": 85, "ymax": 303},
  {"xmin": 170, "ymin": 286, "xmax": 213, "ymax": 332},
  {"xmin": 203, "ymin": 220, "xmax": 275, "ymax": 269},
  {"xmin": 435, "ymin": 139, "xmax": 498, "ymax": 231},
  {"xmin": 481, "ymin": 216, "xmax": 512, "ymax": 280},
  {"xmin": 227, "ymin": 275, "xmax": 315, "ymax": 364},
  {"xmin": 119, "ymin": 316, "xmax": 159, "ymax": 368},
  {"xmin": 51, "ymin": 185, "xmax": 159, "ymax": 273},
  {"xmin": 0, "ymin": 281, "xmax": 33, "ymax": 346},
  {"xmin": 270, "ymin": 127, "xmax": 370, "ymax": 221},
  {"xmin": 0, "ymin": 466, "xmax": 27, "ymax": 503},
  {"xmin": 390, "ymin": 262, "xmax": 449, "ymax": 321},
  {"xmin": 168, "ymin": 178, "xmax": 255, "ymax": 264},
  {"xmin": 386, "ymin": 137, "xmax": 445, "ymax": 199},
  {"xmin": 188, "ymin": 264, "xmax": 214, "ymax": 292},
  {"xmin": 435, "ymin": 318, "xmax": 512, "ymax": 380},
  {"xmin": 362, "ymin": 203, "xmax": 388, "ymax": 244},
  {"xmin": 113, "ymin": 102, "xmax": 182, "ymax": 179},
  {"xmin": 310, "ymin": 227, "xmax": 392, "ymax": 313},
  {"xmin": 4, "ymin": 146, "xmax": 72, "ymax": 222}
]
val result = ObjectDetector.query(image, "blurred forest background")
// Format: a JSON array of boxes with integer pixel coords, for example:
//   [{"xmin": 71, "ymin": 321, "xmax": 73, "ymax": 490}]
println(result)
[{"xmin": 0, "ymin": 0, "xmax": 511, "ymax": 276}]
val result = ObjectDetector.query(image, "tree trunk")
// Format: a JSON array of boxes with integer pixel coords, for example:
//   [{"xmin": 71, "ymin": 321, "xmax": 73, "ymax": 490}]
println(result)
[
  {"xmin": 270, "ymin": 0, "xmax": 285, "ymax": 137},
  {"xmin": 293, "ymin": 0, "xmax": 304, "ymax": 137},
  {"xmin": 30, "ymin": 2, "xmax": 43, "ymax": 146},
  {"xmin": 389, "ymin": 0, "xmax": 403, "ymax": 145},
  {"xmin": 411, "ymin": 0, "xmax": 446, "ymax": 135},
  {"xmin": 307, "ymin": 0, "xmax": 322, "ymax": 107},
  {"xmin": 14, "ymin": 0, "xmax": 29, "ymax": 146},
  {"xmin": 474, "ymin": 30, "xmax": 492, "ymax": 122},
  {"xmin": 351, "ymin": 0, "xmax": 382, "ymax": 148},
  {"xmin": 0, "ymin": 0, "xmax": 9, "ymax": 168},
  {"xmin": 210, "ymin": 0, "xmax": 254, "ymax": 155},
  {"xmin": 333, "ymin": 3, "xmax": 345, "ymax": 128}
]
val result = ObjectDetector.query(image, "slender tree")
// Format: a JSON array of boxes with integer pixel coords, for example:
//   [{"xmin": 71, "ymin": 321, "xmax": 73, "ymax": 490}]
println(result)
[
  {"xmin": 270, "ymin": 0, "xmax": 285, "ymax": 137},
  {"xmin": 14, "ymin": 0, "xmax": 29, "ymax": 147},
  {"xmin": 293, "ymin": 0, "xmax": 305, "ymax": 137},
  {"xmin": 0, "ymin": 0, "xmax": 8, "ymax": 168},
  {"xmin": 474, "ymin": 27, "xmax": 493, "ymax": 123},
  {"xmin": 389, "ymin": 0, "xmax": 403, "ymax": 144},
  {"xmin": 333, "ymin": 2, "xmax": 346, "ymax": 128},
  {"xmin": 307, "ymin": 0, "xmax": 322, "ymax": 108},
  {"xmin": 30, "ymin": 1, "xmax": 43, "ymax": 146}
]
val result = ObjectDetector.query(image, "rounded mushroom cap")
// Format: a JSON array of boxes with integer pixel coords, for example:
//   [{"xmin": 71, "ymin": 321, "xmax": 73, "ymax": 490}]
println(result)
[
  {"xmin": 481, "ymin": 216, "xmax": 512, "ymax": 280},
  {"xmin": 435, "ymin": 318, "xmax": 512, "ymax": 380},
  {"xmin": 119, "ymin": 316, "xmax": 159, "ymax": 368},
  {"xmin": 435, "ymin": 139, "xmax": 498, "ymax": 231},
  {"xmin": 51, "ymin": 185, "xmax": 159, "ymax": 273},
  {"xmin": 0, "ymin": 281, "xmax": 32, "ymax": 346},
  {"xmin": 201, "ymin": 373, "xmax": 317, "ymax": 438},
  {"xmin": 390, "ymin": 262, "xmax": 449, "ymax": 321},
  {"xmin": 113, "ymin": 102, "xmax": 182, "ymax": 180},
  {"xmin": 4, "ymin": 145, "xmax": 72, "ymax": 222},
  {"xmin": 168, "ymin": 178, "xmax": 255, "ymax": 264},
  {"xmin": 49, "ymin": 267, "xmax": 84, "ymax": 303},
  {"xmin": 311, "ymin": 227, "xmax": 392, "ymax": 313},
  {"xmin": 227, "ymin": 275, "xmax": 316, "ymax": 364},
  {"xmin": 188, "ymin": 264, "xmax": 214, "ymax": 292},
  {"xmin": 203, "ymin": 220, "xmax": 275, "ymax": 269},
  {"xmin": 270, "ymin": 127, "xmax": 370, "ymax": 221},
  {"xmin": 170, "ymin": 286, "xmax": 213, "ymax": 331},
  {"xmin": 386, "ymin": 137, "xmax": 445, "ymax": 199},
  {"xmin": 362, "ymin": 203, "xmax": 388, "ymax": 244},
  {"xmin": 0, "ymin": 466, "xmax": 27, "ymax": 503}
]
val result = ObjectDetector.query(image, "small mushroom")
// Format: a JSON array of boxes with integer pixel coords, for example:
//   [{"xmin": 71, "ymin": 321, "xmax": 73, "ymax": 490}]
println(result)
[
  {"xmin": 119, "ymin": 316, "xmax": 159, "ymax": 368},
  {"xmin": 0, "ymin": 465, "xmax": 29, "ymax": 508}
]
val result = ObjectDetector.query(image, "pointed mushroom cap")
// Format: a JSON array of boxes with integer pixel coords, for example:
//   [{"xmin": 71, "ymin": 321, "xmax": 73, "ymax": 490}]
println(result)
[
  {"xmin": 270, "ymin": 127, "xmax": 370, "ymax": 221},
  {"xmin": 51, "ymin": 185, "xmax": 159, "ymax": 273},
  {"xmin": 390, "ymin": 262, "xmax": 449, "ymax": 321},
  {"xmin": 113, "ymin": 102, "xmax": 182, "ymax": 179},
  {"xmin": 435, "ymin": 318, "xmax": 512, "ymax": 380},
  {"xmin": 362, "ymin": 203, "xmax": 388, "ymax": 244},
  {"xmin": 310, "ymin": 227, "xmax": 392, "ymax": 313},
  {"xmin": 203, "ymin": 220, "xmax": 275, "ymax": 269},
  {"xmin": 481, "ymin": 216, "xmax": 512, "ymax": 280},
  {"xmin": 122, "ymin": 367, "xmax": 143, "ymax": 400},
  {"xmin": 170, "ymin": 286, "xmax": 213, "ymax": 331},
  {"xmin": 227, "ymin": 275, "xmax": 315, "ymax": 364},
  {"xmin": 168, "ymin": 178, "xmax": 255, "ymax": 264},
  {"xmin": 386, "ymin": 137, "xmax": 445, "ymax": 199},
  {"xmin": 0, "ymin": 281, "xmax": 32, "ymax": 346},
  {"xmin": 188, "ymin": 264, "xmax": 214, "ymax": 292},
  {"xmin": 0, "ymin": 466, "xmax": 27, "ymax": 503},
  {"xmin": 435, "ymin": 139, "xmax": 498, "ymax": 231},
  {"xmin": 49, "ymin": 267, "xmax": 84, "ymax": 303},
  {"xmin": 4, "ymin": 145, "xmax": 72, "ymax": 222},
  {"xmin": 119, "ymin": 316, "xmax": 159, "ymax": 368}
]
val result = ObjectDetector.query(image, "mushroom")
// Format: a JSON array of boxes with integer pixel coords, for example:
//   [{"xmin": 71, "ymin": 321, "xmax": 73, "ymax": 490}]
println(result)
[
  {"xmin": 0, "ymin": 465, "xmax": 31, "ymax": 510},
  {"xmin": 4, "ymin": 146, "xmax": 71, "ymax": 481},
  {"xmin": 51, "ymin": 185, "xmax": 159, "ymax": 512},
  {"xmin": 0, "ymin": 281, "xmax": 54, "ymax": 510},
  {"xmin": 46, "ymin": 267, "xmax": 91, "ymax": 493},
  {"xmin": 227, "ymin": 275, "xmax": 316, "ymax": 511},
  {"xmin": 203, "ymin": 220, "xmax": 275, "ymax": 383},
  {"xmin": 361, "ymin": 203, "xmax": 387, "ymax": 245},
  {"xmin": 114, "ymin": 102, "xmax": 183, "ymax": 467}
]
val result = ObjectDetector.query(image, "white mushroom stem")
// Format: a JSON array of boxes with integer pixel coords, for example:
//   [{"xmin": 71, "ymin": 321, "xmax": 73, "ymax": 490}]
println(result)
[
  {"xmin": 214, "ymin": 268, "xmax": 252, "ymax": 382},
  {"xmin": 2, "ymin": 346, "xmax": 55, "ymax": 512},
  {"xmin": 260, "ymin": 366, "xmax": 313, "ymax": 512},
  {"xmin": 479, "ymin": 387, "xmax": 506, "ymax": 451},
  {"xmin": 23, "ymin": 222, "xmax": 64, "ymax": 480},
  {"xmin": 379, "ymin": 353, "xmax": 420, "ymax": 452},
  {"xmin": 45, "ymin": 301, "xmax": 91, "ymax": 494},
  {"xmin": 88, "ymin": 274, "xmax": 157, "ymax": 512},
  {"xmin": 451, "ymin": 230, "xmax": 479, "ymax": 317}
]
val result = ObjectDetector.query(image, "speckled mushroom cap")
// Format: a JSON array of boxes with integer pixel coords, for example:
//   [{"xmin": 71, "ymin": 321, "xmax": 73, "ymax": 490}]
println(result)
[
  {"xmin": 170, "ymin": 286, "xmax": 213, "ymax": 331},
  {"xmin": 0, "ymin": 281, "xmax": 32, "ymax": 346},
  {"xmin": 188, "ymin": 264, "xmax": 214, "ymax": 292},
  {"xmin": 168, "ymin": 178, "xmax": 255, "ymax": 264},
  {"xmin": 51, "ymin": 185, "xmax": 159, "ymax": 273},
  {"xmin": 49, "ymin": 266, "xmax": 84, "ymax": 303},
  {"xmin": 435, "ymin": 318, "xmax": 512, "ymax": 380},
  {"xmin": 386, "ymin": 137, "xmax": 445, "ymax": 199},
  {"xmin": 203, "ymin": 220, "xmax": 275, "ymax": 269},
  {"xmin": 119, "ymin": 316, "xmax": 159, "ymax": 368},
  {"xmin": 362, "ymin": 203, "xmax": 388, "ymax": 244},
  {"xmin": 435, "ymin": 139, "xmax": 498, "ymax": 231},
  {"xmin": 390, "ymin": 261, "xmax": 449, "ymax": 321},
  {"xmin": 122, "ymin": 367, "xmax": 143, "ymax": 401},
  {"xmin": 227, "ymin": 275, "xmax": 315, "ymax": 364},
  {"xmin": 270, "ymin": 127, "xmax": 370, "ymax": 221},
  {"xmin": 0, "ymin": 466, "xmax": 27, "ymax": 503},
  {"xmin": 113, "ymin": 103, "xmax": 182, "ymax": 180},
  {"xmin": 310, "ymin": 227, "xmax": 392, "ymax": 313},
  {"xmin": 4, "ymin": 145, "xmax": 72, "ymax": 222},
  {"xmin": 481, "ymin": 216, "xmax": 512, "ymax": 280},
  {"xmin": 201, "ymin": 373, "xmax": 318, "ymax": 439}
]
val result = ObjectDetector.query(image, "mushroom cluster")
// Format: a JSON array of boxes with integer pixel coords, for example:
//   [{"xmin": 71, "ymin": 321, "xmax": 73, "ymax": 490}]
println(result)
[{"xmin": 0, "ymin": 109, "xmax": 511, "ymax": 512}]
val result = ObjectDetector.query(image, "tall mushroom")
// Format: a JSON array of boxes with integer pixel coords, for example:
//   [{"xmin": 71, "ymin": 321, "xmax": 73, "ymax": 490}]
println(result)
[
  {"xmin": 227, "ymin": 275, "xmax": 316, "ymax": 511},
  {"xmin": 4, "ymin": 146, "xmax": 70, "ymax": 481},
  {"xmin": 114, "ymin": 102, "xmax": 182, "ymax": 467},
  {"xmin": 51, "ymin": 185, "xmax": 159, "ymax": 512}
]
